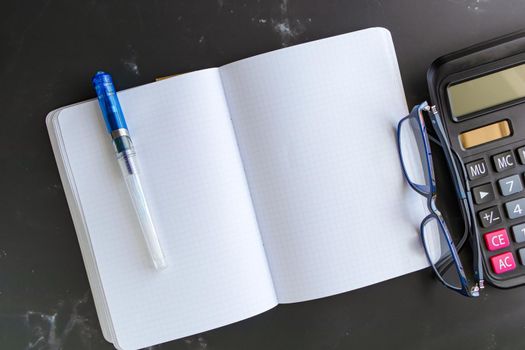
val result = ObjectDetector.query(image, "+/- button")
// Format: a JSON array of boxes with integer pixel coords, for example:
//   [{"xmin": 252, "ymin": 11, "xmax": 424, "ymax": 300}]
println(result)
[
  {"xmin": 473, "ymin": 183, "xmax": 495, "ymax": 204},
  {"xmin": 478, "ymin": 206, "xmax": 502, "ymax": 228}
]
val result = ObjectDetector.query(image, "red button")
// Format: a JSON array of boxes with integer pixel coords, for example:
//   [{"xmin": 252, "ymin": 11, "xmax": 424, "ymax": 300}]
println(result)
[
  {"xmin": 484, "ymin": 228, "xmax": 510, "ymax": 251},
  {"xmin": 490, "ymin": 252, "xmax": 516, "ymax": 274}
]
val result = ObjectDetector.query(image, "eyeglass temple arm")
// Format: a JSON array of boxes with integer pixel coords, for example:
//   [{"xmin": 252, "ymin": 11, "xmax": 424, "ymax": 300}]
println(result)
[{"xmin": 427, "ymin": 105, "xmax": 485, "ymax": 290}]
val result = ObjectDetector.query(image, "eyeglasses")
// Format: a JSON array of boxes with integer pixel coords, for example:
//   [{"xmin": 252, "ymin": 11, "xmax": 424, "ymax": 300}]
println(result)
[{"xmin": 396, "ymin": 102, "xmax": 484, "ymax": 297}]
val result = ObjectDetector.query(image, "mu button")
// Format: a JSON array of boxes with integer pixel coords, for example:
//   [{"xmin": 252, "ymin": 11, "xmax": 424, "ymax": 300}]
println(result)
[
  {"xmin": 473, "ymin": 183, "xmax": 495, "ymax": 204},
  {"xmin": 466, "ymin": 159, "xmax": 488, "ymax": 180}
]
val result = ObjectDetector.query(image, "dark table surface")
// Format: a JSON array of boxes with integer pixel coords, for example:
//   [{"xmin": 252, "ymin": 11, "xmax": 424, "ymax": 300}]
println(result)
[{"xmin": 2, "ymin": 1, "xmax": 525, "ymax": 349}]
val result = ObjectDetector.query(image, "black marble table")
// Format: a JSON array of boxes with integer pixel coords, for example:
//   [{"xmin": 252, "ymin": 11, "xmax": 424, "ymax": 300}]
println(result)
[{"xmin": 2, "ymin": 1, "xmax": 525, "ymax": 349}]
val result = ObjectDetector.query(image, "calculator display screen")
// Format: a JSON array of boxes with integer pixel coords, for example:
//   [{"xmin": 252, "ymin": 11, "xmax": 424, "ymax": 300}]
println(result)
[{"xmin": 447, "ymin": 63, "xmax": 525, "ymax": 119}]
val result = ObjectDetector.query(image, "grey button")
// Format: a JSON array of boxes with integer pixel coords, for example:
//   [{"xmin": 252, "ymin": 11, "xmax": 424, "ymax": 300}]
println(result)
[
  {"xmin": 478, "ymin": 206, "xmax": 502, "ymax": 228},
  {"xmin": 517, "ymin": 147, "xmax": 525, "ymax": 165},
  {"xmin": 493, "ymin": 151, "xmax": 516, "ymax": 172},
  {"xmin": 512, "ymin": 223, "xmax": 525, "ymax": 243},
  {"xmin": 466, "ymin": 159, "xmax": 488, "ymax": 180},
  {"xmin": 498, "ymin": 174, "xmax": 523, "ymax": 196},
  {"xmin": 518, "ymin": 248, "xmax": 525, "ymax": 266},
  {"xmin": 505, "ymin": 198, "xmax": 525, "ymax": 219},
  {"xmin": 473, "ymin": 183, "xmax": 495, "ymax": 204}
]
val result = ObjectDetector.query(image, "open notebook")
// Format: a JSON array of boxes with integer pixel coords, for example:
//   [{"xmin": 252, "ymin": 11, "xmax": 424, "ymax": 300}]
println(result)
[{"xmin": 47, "ymin": 27, "xmax": 429, "ymax": 350}]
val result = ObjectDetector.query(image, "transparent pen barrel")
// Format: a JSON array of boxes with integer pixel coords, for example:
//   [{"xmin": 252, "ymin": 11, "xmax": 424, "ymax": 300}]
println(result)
[{"xmin": 117, "ymin": 148, "xmax": 167, "ymax": 270}]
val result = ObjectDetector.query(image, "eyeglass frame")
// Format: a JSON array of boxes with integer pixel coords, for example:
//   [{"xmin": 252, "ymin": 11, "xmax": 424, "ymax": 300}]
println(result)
[{"xmin": 396, "ymin": 102, "xmax": 484, "ymax": 297}]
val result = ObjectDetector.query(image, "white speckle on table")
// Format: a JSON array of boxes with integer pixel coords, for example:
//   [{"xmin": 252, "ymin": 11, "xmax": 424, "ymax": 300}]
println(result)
[
  {"xmin": 23, "ymin": 293, "xmax": 99, "ymax": 350},
  {"xmin": 198, "ymin": 35, "xmax": 205, "ymax": 44},
  {"xmin": 449, "ymin": 0, "xmax": 488, "ymax": 13},
  {"xmin": 123, "ymin": 59, "xmax": 140, "ymax": 76},
  {"xmin": 182, "ymin": 335, "xmax": 208, "ymax": 349},
  {"xmin": 280, "ymin": 0, "xmax": 288, "ymax": 14},
  {"xmin": 27, "ymin": 335, "xmax": 45, "ymax": 349},
  {"xmin": 487, "ymin": 332, "xmax": 497, "ymax": 350},
  {"xmin": 197, "ymin": 336, "xmax": 208, "ymax": 348},
  {"xmin": 272, "ymin": 18, "xmax": 306, "ymax": 46},
  {"xmin": 268, "ymin": 0, "xmax": 308, "ymax": 46},
  {"xmin": 122, "ymin": 45, "xmax": 140, "ymax": 76},
  {"xmin": 273, "ymin": 21, "xmax": 292, "ymax": 38}
]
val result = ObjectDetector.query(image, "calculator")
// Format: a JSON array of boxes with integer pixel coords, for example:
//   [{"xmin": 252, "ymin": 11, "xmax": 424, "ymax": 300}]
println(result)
[{"xmin": 427, "ymin": 30, "xmax": 525, "ymax": 288}]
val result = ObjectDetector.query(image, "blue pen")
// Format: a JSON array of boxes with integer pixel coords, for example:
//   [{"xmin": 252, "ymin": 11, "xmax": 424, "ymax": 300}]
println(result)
[{"xmin": 92, "ymin": 71, "xmax": 167, "ymax": 270}]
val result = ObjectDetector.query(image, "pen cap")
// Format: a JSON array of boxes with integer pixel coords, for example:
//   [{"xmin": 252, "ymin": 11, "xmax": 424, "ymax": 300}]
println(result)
[{"xmin": 92, "ymin": 71, "xmax": 128, "ymax": 134}]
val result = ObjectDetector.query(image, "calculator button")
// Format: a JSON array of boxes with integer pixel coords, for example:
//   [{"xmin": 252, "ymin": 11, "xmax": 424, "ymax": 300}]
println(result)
[
  {"xmin": 512, "ymin": 223, "xmax": 525, "ymax": 243},
  {"xmin": 473, "ymin": 183, "xmax": 495, "ymax": 204},
  {"xmin": 478, "ymin": 206, "xmax": 502, "ymax": 228},
  {"xmin": 493, "ymin": 151, "xmax": 516, "ymax": 172},
  {"xmin": 518, "ymin": 248, "xmax": 525, "ymax": 265},
  {"xmin": 484, "ymin": 228, "xmax": 510, "ymax": 251},
  {"xmin": 466, "ymin": 159, "xmax": 488, "ymax": 180},
  {"xmin": 490, "ymin": 252, "xmax": 516, "ymax": 274},
  {"xmin": 505, "ymin": 198, "xmax": 525, "ymax": 219},
  {"xmin": 498, "ymin": 174, "xmax": 523, "ymax": 196},
  {"xmin": 517, "ymin": 147, "xmax": 525, "ymax": 164}
]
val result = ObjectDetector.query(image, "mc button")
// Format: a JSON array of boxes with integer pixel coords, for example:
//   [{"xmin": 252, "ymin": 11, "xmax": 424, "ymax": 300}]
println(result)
[
  {"xmin": 466, "ymin": 159, "xmax": 488, "ymax": 180},
  {"xmin": 493, "ymin": 151, "xmax": 516, "ymax": 172}
]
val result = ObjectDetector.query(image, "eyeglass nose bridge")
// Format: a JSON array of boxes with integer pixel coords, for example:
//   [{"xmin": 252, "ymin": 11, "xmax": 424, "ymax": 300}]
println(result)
[{"xmin": 428, "ymin": 194, "xmax": 441, "ymax": 215}]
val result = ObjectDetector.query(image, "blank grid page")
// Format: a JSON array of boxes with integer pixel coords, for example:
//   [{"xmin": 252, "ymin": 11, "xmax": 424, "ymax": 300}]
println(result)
[
  {"xmin": 220, "ymin": 28, "xmax": 429, "ymax": 303},
  {"xmin": 56, "ymin": 69, "xmax": 276, "ymax": 349}
]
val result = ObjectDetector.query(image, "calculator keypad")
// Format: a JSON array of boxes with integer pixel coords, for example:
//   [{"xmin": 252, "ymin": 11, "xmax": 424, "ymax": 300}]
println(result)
[{"xmin": 468, "ymin": 145, "xmax": 525, "ymax": 278}]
